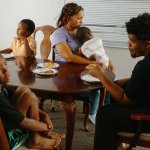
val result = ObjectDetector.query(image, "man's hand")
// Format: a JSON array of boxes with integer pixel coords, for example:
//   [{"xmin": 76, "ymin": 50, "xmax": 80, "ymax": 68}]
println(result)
[
  {"xmin": 108, "ymin": 60, "xmax": 115, "ymax": 72},
  {"xmin": 86, "ymin": 63, "xmax": 103, "ymax": 79}
]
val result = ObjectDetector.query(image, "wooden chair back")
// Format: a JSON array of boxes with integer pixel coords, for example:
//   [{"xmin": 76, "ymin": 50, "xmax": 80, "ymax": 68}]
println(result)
[{"xmin": 33, "ymin": 25, "xmax": 55, "ymax": 59}]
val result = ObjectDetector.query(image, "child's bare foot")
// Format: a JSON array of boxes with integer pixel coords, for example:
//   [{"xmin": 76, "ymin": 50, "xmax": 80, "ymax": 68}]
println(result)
[
  {"xmin": 45, "ymin": 131, "xmax": 65, "ymax": 140},
  {"xmin": 26, "ymin": 134, "xmax": 61, "ymax": 150}
]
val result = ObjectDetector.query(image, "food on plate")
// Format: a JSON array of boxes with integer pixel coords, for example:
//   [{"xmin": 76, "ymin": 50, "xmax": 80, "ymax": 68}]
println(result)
[
  {"xmin": 39, "ymin": 70, "xmax": 54, "ymax": 74},
  {"xmin": 43, "ymin": 62, "xmax": 55, "ymax": 67}
]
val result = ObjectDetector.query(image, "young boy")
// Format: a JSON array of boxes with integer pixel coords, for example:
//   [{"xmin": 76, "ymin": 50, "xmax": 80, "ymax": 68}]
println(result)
[
  {"xmin": 0, "ymin": 55, "xmax": 63, "ymax": 149},
  {"xmin": 77, "ymin": 27, "xmax": 114, "ymax": 71},
  {"xmin": 0, "ymin": 19, "xmax": 36, "ymax": 57}
]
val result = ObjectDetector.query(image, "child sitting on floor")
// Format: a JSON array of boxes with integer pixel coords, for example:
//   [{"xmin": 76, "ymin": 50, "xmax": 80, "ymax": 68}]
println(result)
[
  {"xmin": 0, "ymin": 54, "xmax": 64, "ymax": 150},
  {"xmin": 0, "ymin": 19, "xmax": 36, "ymax": 57}
]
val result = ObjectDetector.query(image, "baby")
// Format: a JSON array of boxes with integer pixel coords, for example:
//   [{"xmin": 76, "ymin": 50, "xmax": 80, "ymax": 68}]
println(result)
[{"xmin": 77, "ymin": 27, "xmax": 110, "ymax": 68}]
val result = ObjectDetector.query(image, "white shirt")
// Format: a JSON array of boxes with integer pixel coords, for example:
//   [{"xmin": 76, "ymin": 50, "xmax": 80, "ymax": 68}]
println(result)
[{"xmin": 81, "ymin": 37, "xmax": 109, "ymax": 67}]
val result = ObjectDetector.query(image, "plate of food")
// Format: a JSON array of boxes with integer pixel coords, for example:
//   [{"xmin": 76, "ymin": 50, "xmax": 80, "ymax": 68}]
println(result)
[
  {"xmin": 33, "ymin": 68, "xmax": 58, "ymax": 76},
  {"xmin": 37, "ymin": 62, "xmax": 59, "ymax": 69}
]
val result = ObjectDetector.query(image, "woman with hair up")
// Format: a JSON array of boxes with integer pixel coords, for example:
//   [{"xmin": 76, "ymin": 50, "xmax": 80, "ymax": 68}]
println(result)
[
  {"xmin": 51, "ymin": 2, "xmax": 95, "ymax": 64},
  {"xmin": 51, "ymin": 2, "xmax": 102, "ymax": 124}
]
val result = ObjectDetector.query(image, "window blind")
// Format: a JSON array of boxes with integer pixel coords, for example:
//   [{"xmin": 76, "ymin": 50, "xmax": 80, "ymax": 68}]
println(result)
[{"xmin": 56, "ymin": 0, "xmax": 150, "ymax": 48}]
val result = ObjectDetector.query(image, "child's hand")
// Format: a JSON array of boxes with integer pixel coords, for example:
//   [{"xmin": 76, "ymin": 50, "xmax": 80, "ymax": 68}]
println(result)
[
  {"xmin": 43, "ymin": 113, "xmax": 53, "ymax": 131},
  {"xmin": 17, "ymin": 35, "xmax": 27, "ymax": 41},
  {"xmin": 108, "ymin": 65, "xmax": 114, "ymax": 72},
  {"xmin": 76, "ymin": 48, "xmax": 82, "ymax": 56},
  {"xmin": 108, "ymin": 60, "xmax": 115, "ymax": 72}
]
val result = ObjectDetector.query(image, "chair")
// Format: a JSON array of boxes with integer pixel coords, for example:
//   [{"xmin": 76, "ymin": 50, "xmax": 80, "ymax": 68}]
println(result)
[
  {"xmin": 32, "ymin": 25, "xmax": 56, "ymax": 59},
  {"xmin": 116, "ymin": 113, "xmax": 150, "ymax": 150},
  {"xmin": 0, "ymin": 117, "xmax": 10, "ymax": 150},
  {"xmin": 32, "ymin": 25, "xmax": 56, "ymax": 111}
]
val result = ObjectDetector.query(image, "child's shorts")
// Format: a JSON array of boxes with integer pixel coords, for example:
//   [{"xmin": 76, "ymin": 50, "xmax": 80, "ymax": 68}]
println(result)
[{"xmin": 7, "ymin": 128, "xmax": 29, "ymax": 150}]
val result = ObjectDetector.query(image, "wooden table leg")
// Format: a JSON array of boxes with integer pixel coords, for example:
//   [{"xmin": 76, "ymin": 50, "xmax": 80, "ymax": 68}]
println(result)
[{"xmin": 61, "ymin": 95, "xmax": 76, "ymax": 150}]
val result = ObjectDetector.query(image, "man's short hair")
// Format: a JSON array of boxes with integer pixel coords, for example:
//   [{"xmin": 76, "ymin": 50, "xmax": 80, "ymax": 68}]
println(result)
[
  {"xmin": 126, "ymin": 12, "xmax": 150, "ymax": 41},
  {"xmin": 21, "ymin": 19, "xmax": 35, "ymax": 34}
]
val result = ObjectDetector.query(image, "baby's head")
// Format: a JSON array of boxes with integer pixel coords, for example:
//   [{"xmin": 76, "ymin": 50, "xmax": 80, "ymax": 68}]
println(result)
[
  {"xmin": 0, "ymin": 54, "xmax": 10, "ymax": 84},
  {"xmin": 17, "ymin": 19, "xmax": 35, "ymax": 38},
  {"xmin": 77, "ymin": 27, "xmax": 94, "ymax": 44}
]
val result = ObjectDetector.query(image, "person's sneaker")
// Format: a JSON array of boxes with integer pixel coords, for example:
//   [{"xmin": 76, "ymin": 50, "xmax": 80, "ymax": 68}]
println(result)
[{"xmin": 88, "ymin": 114, "xmax": 96, "ymax": 125}]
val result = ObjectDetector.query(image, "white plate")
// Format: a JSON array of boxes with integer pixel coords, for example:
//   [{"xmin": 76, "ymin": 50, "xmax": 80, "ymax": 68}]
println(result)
[
  {"xmin": 80, "ymin": 71, "xmax": 100, "ymax": 82},
  {"xmin": 81, "ymin": 73, "xmax": 100, "ymax": 82},
  {"xmin": 33, "ymin": 68, "xmax": 58, "ymax": 76},
  {"xmin": 80, "ymin": 69, "xmax": 115, "ymax": 83},
  {"xmin": 37, "ymin": 62, "xmax": 59, "ymax": 69},
  {"xmin": 2, "ymin": 53, "xmax": 14, "ymax": 59}
]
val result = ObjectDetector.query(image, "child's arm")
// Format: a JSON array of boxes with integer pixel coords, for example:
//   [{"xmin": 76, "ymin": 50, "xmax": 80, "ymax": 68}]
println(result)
[
  {"xmin": 0, "ymin": 48, "xmax": 12, "ymax": 54},
  {"xmin": 18, "ymin": 35, "xmax": 36, "ymax": 57},
  {"xmin": 108, "ymin": 60, "xmax": 115, "ymax": 72},
  {"xmin": 39, "ymin": 109, "xmax": 53, "ymax": 130},
  {"xmin": 24, "ymin": 38, "xmax": 34, "ymax": 56}
]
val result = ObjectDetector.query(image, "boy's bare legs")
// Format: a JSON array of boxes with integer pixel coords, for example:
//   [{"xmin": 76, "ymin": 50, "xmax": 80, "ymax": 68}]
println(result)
[
  {"xmin": 11, "ymin": 86, "xmax": 61, "ymax": 149},
  {"xmin": 13, "ymin": 86, "xmax": 65, "ymax": 140},
  {"xmin": 11, "ymin": 86, "xmax": 39, "ymax": 120}
]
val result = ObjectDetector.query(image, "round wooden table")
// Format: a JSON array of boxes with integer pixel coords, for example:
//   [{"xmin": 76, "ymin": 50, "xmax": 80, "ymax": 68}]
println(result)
[{"xmin": 7, "ymin": 57, "xmax": 103, "ymax": 150}]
